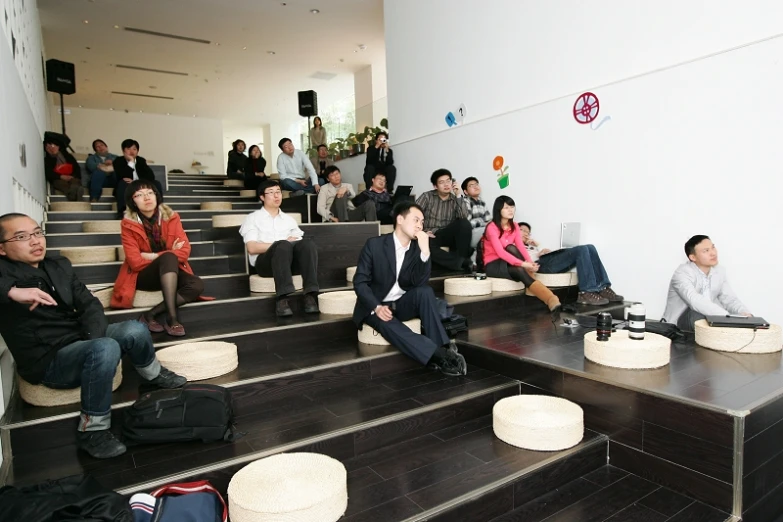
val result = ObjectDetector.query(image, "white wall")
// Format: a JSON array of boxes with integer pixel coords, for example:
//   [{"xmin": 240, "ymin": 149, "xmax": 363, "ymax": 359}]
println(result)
[
  {"xmin": 386, "ymin": 0, "xmax": 783, "ymax": 326},
  {"xmin": 54, "ymin": 108, "xmax": 224, "ymax": 174},
  {"xmin": 355, "ymin": 65, "xmax": 374, "ymax": 132}
]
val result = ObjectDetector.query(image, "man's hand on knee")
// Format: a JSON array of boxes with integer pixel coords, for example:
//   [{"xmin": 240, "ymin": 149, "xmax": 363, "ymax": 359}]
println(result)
[{"xmin": 375, "ymin": 305, "xmax": 393, "ymax": 322}]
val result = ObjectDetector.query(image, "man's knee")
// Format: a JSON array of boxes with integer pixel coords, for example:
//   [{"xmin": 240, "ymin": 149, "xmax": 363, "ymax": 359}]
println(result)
[
  {"xmin": 297, "ymin": 238, "xmax": 317, "ymax": 252},
  {"xmin": 114, "ymin": 319, "xmax": 152, "ymax": 344},
  {"xmin": 409, "ymin": 285, "xmax": 436, "ymax": 301},
  {"xmin": 88, "ymin": 338, "xmax": 122, "ymax": 372}
]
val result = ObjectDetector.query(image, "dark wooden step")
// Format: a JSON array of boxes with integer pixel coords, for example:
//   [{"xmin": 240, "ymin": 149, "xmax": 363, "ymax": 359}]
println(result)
[
  {"xmin": 45, "ymin": 230, "xmax": 202, "ymax": 248},
  {"xmin": 48, "ymin": 194, "xmax": 257, "ymax": 204},
  {"xmin": 46, "ymin": 219, "xmax": 213, "ymax": 234},
  {"xmin": 45, "ymin": 209, "xmax": 253, "ymax": 222},
  {"xmin": 73, "ymin": 255, "xmax": 234, "ymax": 285},
  {"xmin": 4, "ymin": 356, "xmax": 518, "ymax": 494}
]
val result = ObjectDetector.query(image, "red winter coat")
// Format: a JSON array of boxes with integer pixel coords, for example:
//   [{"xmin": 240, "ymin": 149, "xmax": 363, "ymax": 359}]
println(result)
[{"xmin": 111, "ymin": 205, "xmax": 195, "ymax": 309}]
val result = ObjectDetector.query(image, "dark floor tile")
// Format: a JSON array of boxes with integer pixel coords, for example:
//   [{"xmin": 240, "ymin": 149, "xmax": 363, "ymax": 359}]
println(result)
[
  {"xmin": 744, "ymin": 416, "xmax": 783, "ymax": 476},
  {"xmin": 581, "ymin": 465, "xmax": 630, "ymax": 487},
  {"xmin": 664, "ymin": 501, "xmax": 729, "ymax": 522},
  {"xmin": 347, "ymin": 466, "xmax": 385, "ymax": 491},
  {"xmin": 535, "ymin": 475, "xmax": 658, "ymax": 522},
  {"xmin": 604, "ymin": 503, "xmax": 667, "ymax": 522},
  {"xmin": 431, "ymin": 414, "xmax": 491, "ymax": 441},
  {"xmin": 492, "ymin": 477, "xmax": 599, "ymax": 522},
  {"xmin": 637, "ymin": 486, "xmax": 694, "ymax": 517},
  {"xmin": 428, "ymin": 484, "xmax": 514, "ymax": 522},
  {"xmin": 343, "ymin": 433, "xmax": 443, "ymax": 472},
  {"xmin": 743, "ymin": 445, "xmax": 783, "ymax": 510},
  {"xmin": 341, "ymin": 496, "xmax": 423, "ymax": 522},
  {"xmin": 642, "ymin": 422, "xmax": 733, "ymax": 483}
]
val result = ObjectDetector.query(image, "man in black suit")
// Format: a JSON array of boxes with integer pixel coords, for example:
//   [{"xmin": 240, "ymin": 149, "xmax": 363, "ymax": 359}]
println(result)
[
  {"xmin": 363, "ymin": 132, "xmax": 397, "ymax": 192},
  {"xmin": 352, "ymin": 202, "xmax": 467, "ymax": 376},
  {"xmin": 112, "ymin": 139, "xmax": 163, "ymax": 218}
]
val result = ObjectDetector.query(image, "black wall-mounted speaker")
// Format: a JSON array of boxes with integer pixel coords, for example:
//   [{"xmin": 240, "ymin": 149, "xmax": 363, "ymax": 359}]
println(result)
[
  {"xmin": 46, "ymin": 59, "xmax": 76, "ymax": 95},
  {"xmin": 297, "ymin": 90, "xmax": 318, "ymax": 117}
]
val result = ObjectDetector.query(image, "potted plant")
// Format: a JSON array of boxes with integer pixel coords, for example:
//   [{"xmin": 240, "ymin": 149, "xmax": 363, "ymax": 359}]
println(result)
[
  {"xmin": 328, "ymin": 142, "xmax": 340, "ymax": 161},
  {"xmin": 352, "ymin": 129, "xmax": 368, "ymax": 155},
  {"xmin": 338, "ymin": 138, "xmax": 351, "ymax": 159}
]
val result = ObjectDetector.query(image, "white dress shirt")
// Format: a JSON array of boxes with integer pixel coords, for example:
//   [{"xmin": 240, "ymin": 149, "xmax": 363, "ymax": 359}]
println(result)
[
  {"xmin": 381, "ymin": 233, "xmax": 430, "ymax": 303},
  {"xmin": 239, "ymin": 207, "xmax": 304, "ymax": 266},
  {"xmin": 662, "ymin": 262, "xmax": 749, "ymax": 323},
  {"xmin": 128, "ymin": 160, "xmax": 138, "ymax": 180},
  {"xmin": 276, "ymin": 149, "xmax": 319, "ymax": 186}
]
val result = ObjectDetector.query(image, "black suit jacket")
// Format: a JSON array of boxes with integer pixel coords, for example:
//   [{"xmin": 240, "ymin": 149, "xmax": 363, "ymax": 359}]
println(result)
[
  {"xmin": 352, "ymin": 234, "xmax": 431, "ymax": 327},
  {"xmin": 365, "ymin": 146, "xmax": 394, "ymax": 168},
  {"xmin": 113, "ymin": 155, "xmax": 155, "ymax": 182}
]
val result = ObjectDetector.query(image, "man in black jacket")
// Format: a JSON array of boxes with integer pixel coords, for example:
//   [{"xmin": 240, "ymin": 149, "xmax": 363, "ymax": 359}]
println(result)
[
  {"xmin": 0, "ymin": 213, "xmax": 186, "ymax": 459},
  {"xmin": 363, "ymin": 132, "xmax": 397, "ymax": 192},
  {"xmin": 112, "ymin": 138, "xmax": 164, "ymax": 218},
  {"xmin": 352, "ymin": 202, "xmax": 466, "ymax": 376}
]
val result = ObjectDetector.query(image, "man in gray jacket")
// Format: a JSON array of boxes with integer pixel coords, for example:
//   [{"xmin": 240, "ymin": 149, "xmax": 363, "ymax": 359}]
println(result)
[
  {"xmin": 316, "ymin": 166, "xmax": 376, "ymax": 223},
  {"xmin": 662, "ymin": 234, "xmax": 751, "ymax": 331}
]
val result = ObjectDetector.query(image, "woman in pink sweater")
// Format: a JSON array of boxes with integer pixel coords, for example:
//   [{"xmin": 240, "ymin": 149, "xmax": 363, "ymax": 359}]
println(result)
[{"xmin": 482, "ymin": 196, "xmax": 561, "ymax": 318}]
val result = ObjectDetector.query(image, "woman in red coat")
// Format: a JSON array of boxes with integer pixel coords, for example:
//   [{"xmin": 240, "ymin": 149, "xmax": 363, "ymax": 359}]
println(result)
[{"xmin": 111, "ymin": 180, "xmax": 204, "ymax": 336}]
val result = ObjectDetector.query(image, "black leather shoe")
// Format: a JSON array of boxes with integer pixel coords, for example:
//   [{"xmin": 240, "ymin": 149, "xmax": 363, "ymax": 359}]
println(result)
[
  {"xmin": 276, "ymin": 297, "xmax": 294, "ymax": 317},
  {"xmin": 429, "ymin": 348, "xmax": 467, "ymax": 377},
  {"xmin": 148, "ymin": 367, "xmax": 187, "ymax": 389},
  {"xmin": 303, "ymin": 293, "xmax": 320, "ymax": 314},
  {"xmin": 77, "ymin": 430, "xmax": 127, "ymax": 459}
]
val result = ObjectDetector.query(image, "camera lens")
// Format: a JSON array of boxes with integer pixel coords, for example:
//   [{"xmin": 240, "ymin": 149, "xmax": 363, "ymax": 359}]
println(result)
[{"xmin": 596, "ymin": 312, "xmax": 612, "ymax": 342}]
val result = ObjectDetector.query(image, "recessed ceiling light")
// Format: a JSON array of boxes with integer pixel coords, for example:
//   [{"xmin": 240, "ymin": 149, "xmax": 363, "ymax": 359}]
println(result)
[
  {"xmin": 85, "ymin": 47, "xmax": 91, "ymax": 50},
  {"xmin": 192, "ymin": 114, "xmax": 197, "ymax": 117},
  {"xmin": 139, "ymin": 110, "xmax": 143, "ymax": 113},
  {"xmin": 310, "ymin": 9, "xmax": 320, "ymax": 14},
  {"xmin": 215, "ymin": 42, "xmax": 220, "ymax": 46},
  {"xmin": 267, "ymin": 51, "xmax": 276, "ymax": 55},
  {"xmin": 166, "ymin": 112, "xmax": 170, "ymax": 115},
  {"xmin": 359, "ymin": 44, "xmax": 367, "ymax": 51},
  {"xmin": 242, "ymin": 46, "xmax": 247, "ymax": 50},
  {"xmin": 113, "ymin": 25, "xmax": 119, "ymax": 29},
  {"xmin": 83, "ymin": 20, "xmax": 89, "ymax": 24},
  {"xmin": 109, "ymin": 108, "xmax": 114, "ymax": 111},
  {"xmin": 78, "ymin": 105, "xmax": 83, "ymax": 108},
  {"xmin": 353, "ymin": 50, "xmax": 357, "ymax": 53}
]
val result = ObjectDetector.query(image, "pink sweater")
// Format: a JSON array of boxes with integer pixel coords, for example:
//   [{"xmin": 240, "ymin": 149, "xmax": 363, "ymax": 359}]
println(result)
[{"xmin": 482, "ymin": 222, "xmax": 531, "ymax": 267}]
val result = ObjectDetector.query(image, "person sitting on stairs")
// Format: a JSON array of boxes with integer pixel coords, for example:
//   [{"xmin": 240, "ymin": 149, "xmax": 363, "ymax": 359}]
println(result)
[
  {"xmin": 276, "ymin": 137, "xmax": 325, "ymax": 196},
  {"xmin": 353, "ymin": 201, "xmax": 467, "ymax": 376},
  {"xmin": 112, "ymin": 180, "xmax": 205, "ymax": 337},
  {"xmin": 44, "ymin": 135, "xmax": 84, "ymax": 201},
  {"xmin": 519, "ymin": 221, "xmax": 624, "ymax": 306},
  {"xmin": 316, "ymin": 165, "xmax": 377, "ymax": 223},
  {"xmin": 481, "ymin": 196, "xmax": 561, "ymax": 321},
  {"xmin": 84, "ymin": 139, "xmax": 118, "ymax": 203},
  {"xmin": 113, "ymin": 139, "xmax": 164, "ymax": 219},
  {"xmin": 240, "ymin": 180, "xmax": 321, "ymax": 317},
  {"xmin": 0, "ymin": 213, "xmax": 186, "ymax": 460}
]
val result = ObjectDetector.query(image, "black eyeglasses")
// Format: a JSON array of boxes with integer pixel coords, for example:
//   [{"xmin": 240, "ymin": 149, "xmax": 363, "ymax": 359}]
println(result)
[{"xmin": 1, "ymin": 230, "xmax": 45, "ymax": 243}]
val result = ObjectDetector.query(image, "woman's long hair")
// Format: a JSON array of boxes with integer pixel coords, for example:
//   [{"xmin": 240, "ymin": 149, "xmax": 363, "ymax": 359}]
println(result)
[
  {"xmin": 248, "ymin": 145, "xmax": 262, "ymax": 159},
  {"xmin": 490, "ymin": 195, "xmax": 517, "ymax": 240},
  {"xmin": 313, "ymin": 116, "xmax": 322, "ymax": 128}
]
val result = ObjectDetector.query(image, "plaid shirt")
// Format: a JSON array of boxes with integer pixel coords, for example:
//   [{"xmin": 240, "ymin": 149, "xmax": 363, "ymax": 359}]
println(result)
[
  {"xmin": 415, "ymin": 190, "xmax": 468, "ymax": 232},
  {"xmin": 463, "ymin": 196, "xmax": 491, "ymax": 229}
]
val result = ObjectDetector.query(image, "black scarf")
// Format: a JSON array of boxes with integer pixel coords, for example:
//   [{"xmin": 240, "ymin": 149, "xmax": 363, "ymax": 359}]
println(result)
[{"xmin": 140, "ymin": 209, "xmax": 166, "ymax": 253}]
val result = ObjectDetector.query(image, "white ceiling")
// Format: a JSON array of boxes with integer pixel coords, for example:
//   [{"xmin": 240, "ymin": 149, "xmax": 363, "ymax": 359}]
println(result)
[{"xmin": 38, "ymin": 0, "xmax": 385, "ymax": 124}]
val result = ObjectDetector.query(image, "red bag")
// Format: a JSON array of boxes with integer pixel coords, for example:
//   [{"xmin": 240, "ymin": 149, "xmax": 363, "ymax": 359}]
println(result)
[{"xmin": 53, "ymin": 163, "xmax": 73, "ymax": 176}]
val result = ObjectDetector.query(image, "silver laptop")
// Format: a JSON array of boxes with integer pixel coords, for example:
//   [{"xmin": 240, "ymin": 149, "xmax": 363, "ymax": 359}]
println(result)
[{"xmin": 560, "ymin": 222, "xmax": 581, "ymax": 249}]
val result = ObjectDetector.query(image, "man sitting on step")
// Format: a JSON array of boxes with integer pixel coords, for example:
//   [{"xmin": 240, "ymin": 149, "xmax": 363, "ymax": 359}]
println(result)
[
  {"xmin": 662, "ymin": 234, "xmax": 751, "ymax": 332},
  {"xmin": 519, "ymin": 222, "xmax": 624, "ymax": 306},
  {"xmin": 352, "ymin": 201, "xmax": 467, "ymax": 376},
  {"xmin": 316, "ymin": 166, "xmax": 377, "ymax": 223},
  {"xmin": 240, "ymin": 180, "xmax": 321, "ymax": 317},
  {"xmin": 0, "ymin": 213, "xmax": 186, "ymax": 460},
  {"xmin": 460, "ymin": 177, "xmax": 491, "ymax": 263},
  {"xmin": 276, "ymin": 137, "xmax": 325, "ymax": 196},
  {"xmin": 416, "ymin": 169, "xmax": 473, "ymax": 273},
  {"xmin": 359, "ymin": 172, "xmax": 394, "ymax": 225}
]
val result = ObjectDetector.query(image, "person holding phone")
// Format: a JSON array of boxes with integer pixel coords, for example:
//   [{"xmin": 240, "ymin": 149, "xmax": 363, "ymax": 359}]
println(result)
[
  {"xmin": 112, "ymin": 180, "xmax": 204, "ymax": 337},
  {"xmin": 363, "ymin": 132, "xmax": 397, "ymax": 192}
]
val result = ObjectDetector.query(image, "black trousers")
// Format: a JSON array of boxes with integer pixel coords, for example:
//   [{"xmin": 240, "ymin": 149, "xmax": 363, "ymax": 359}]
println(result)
[
  {"xmin": 364, "ymin": 286, "xmax": 450, "ymax": 365},
  {"xmin": 484, "ymin": 245, "xmax": 536, "ymax": 287},
  {"xmin": 331, "ymin": 198, "xmax": 377, "ymax": 222},
  {"xmin": 116, "ymin": 179, "xmax": 164, "ymax": 216},
  {"xmin": 363, "ymin": 164, "xmax": 397, "ymax": 192},
  {"xmin": 430, "ymin": 218, "xmax": 472, "ymax": 271},
  {"xmin": 254, "ymin": 239, "xmax": 319, "ymax": 297}
]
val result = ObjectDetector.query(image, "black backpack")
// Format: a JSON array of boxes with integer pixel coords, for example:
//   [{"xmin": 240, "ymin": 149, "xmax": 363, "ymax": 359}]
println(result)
[{"xmin": 123, "ymin": 384, "xmax": 238, "ymax": 444}]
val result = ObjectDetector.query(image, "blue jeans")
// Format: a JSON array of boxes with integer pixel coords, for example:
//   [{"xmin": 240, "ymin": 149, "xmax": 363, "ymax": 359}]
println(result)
[
  {"xmin": 536, "ymin": 244, "xmax": 610, "ymax": 293},
  {"xmin": 40, "ymin": 321, "xmax": 160, "ymax": 429},
  {"xmin": 279, "ymin": 177, "xmax": 326, "ymax": 194},
  {"xmin": 89, "ymin": 170, "xmax": 117, "ymax": 201}
]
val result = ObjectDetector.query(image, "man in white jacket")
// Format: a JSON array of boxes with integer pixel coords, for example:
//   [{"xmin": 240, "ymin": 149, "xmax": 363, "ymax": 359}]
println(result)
[{"xmin": 662, "ymin": 234, "xmax": 752, "ymax": 331}]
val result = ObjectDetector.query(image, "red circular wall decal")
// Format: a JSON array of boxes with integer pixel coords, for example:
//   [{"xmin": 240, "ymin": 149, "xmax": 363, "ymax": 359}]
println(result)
[{"xmin": 573, "ymin": 92, "xmax": 600, "ymax": 124}]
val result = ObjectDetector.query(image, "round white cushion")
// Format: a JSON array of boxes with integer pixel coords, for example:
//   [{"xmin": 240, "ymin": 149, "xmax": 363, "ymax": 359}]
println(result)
[
  {"xmin": 60, "ymin": 246, "xmax": 116, "ymax": 264},
  {"xmin": 444, "ymin": 277, "xmax": 492, "ymax": 296},
  {"xmin": 18, "ymin": 364, "xmax": 122, "ymax": 407},
  {"xmin": 346, "ymin": 266, "xmax": 357, "ymax": 282},
  {"xmin": 250, "ymin": 274, "xmax": 303, "ymax": 293},
  {"xmin": 318, "ymin": 291, "xmax": 356, "ymax": 315},
  {"xmin": 223, "ymin": 179, "xmax": 244, "ymax": 187},
  {"xmin": 694, "ymin": 319, "xmax": 782, "ymax": 354},
  {"xmin": 50, "ymin": 201, "xmax": 90, "ymax": 212},
  {"xmin": 133, "ymin": 290, "xmax": 163, "ymax": 308},
  {"xmin": 358, "ymin": 318, "xmax": 422, "ymax": 346},
  {"xmin": 379, "ymin": 224, "xmax": 394, "ymax": 235},
  {"xmin": 489, "ymin": 278, "xmax": 525, "ymax": 292},
  {"xmin": 213, "ymin": 214, "xmax": 246, "ymax": 227},
  {"xmin": 155, "ymin": 342, "xmax": 238, "ymax": 381},
  {"xmin": 201, "ymin": 201, "xmax": 232, "ymax": 210},
  {"xmin": 584, "ymin": 330, "xmax": 671, "ymax": 369},
  {"xmin": 228, "ymin": 452, "xmax": 347, "ymax": 522},
  {"xmin": 526, "ymin": 271, "xmax": 579, "ymax": 296},
  {"xmin": 240, "ymin": 189, "xmax": 257, "ymax": 198},
  {"xmin": 493, "ymin": 395, "xmax": 584, "ymax": 451},
  {"xmin": 102, "ymin": 187, "xmax": 113, "ymax": 196},
  {"xmin": 82, "ymin": 221, "xmax": 121, "ymax": 233}
]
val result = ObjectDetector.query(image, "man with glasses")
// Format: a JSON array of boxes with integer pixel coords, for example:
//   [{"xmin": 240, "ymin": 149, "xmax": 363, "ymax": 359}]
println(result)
[
  {"xmin": 239, "ymin": 180, "xmax": 321, "ymax": 317},
  {"xmin": 0, "ymin": 213, "xmax": 186, "ymax": 459},
  {"xmin": 276, "ymin": 137, "xmax": 324, "ymax": 196},
  {"xmin": 460, "ymin": 177, "xmax": 491, "ymax": 258},
  {"xmin": 415, "ymin": 169, "xmax": 473, "ymax": 272}
]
